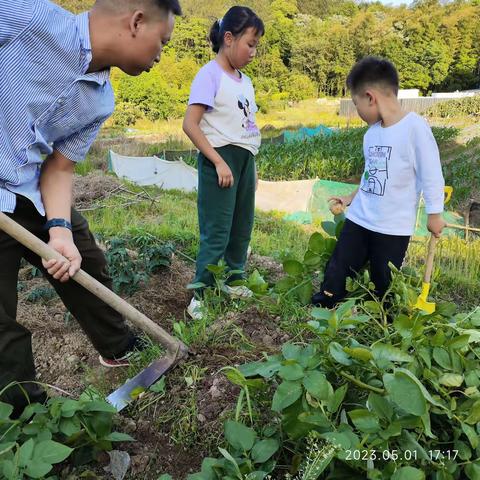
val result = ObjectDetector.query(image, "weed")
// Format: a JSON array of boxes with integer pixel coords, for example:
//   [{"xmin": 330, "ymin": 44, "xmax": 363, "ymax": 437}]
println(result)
[
  {"xmin": 156, "ymin": 364, "xmax": 207, "ymax": 448},
  {"xmin": 25, "ymin": 286, "xmax": 56, "ymax": 304}
]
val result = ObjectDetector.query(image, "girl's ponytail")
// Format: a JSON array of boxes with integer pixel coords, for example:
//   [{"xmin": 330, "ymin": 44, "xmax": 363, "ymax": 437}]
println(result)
[{"xmin": 209, "ymin": 19, "xmax": 223, "ymax": 54}]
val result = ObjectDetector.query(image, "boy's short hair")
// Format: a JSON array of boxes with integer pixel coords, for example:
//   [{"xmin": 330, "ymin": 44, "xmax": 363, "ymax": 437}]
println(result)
[
  {"xmin": 346, "ymin": 56, "xmax": 399, "ymax": 95},
  {"xmin": 154, "ymin": 0, "xmax": 182, "ymax": 15},
  {"xmin": 97, "ymin": 0, "xmax": 182, "ymax": 16}
]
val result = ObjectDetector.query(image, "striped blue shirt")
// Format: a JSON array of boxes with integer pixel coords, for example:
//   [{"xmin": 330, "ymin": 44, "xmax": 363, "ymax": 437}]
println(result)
[{"xmin": 0, "ymin": 0, "xmax": 114, "ymax": 215}]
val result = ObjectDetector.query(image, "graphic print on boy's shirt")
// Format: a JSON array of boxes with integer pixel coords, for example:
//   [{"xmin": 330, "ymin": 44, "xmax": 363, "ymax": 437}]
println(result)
[{"xmin": 360, "ymin": 146, "xmax": 392, "ymax": 197}]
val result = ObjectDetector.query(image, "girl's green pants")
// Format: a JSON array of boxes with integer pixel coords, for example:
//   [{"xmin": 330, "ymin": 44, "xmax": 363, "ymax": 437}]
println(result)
[{"xmin": 194, "ymin": 145, "xmax": 256, "ymax": 291}]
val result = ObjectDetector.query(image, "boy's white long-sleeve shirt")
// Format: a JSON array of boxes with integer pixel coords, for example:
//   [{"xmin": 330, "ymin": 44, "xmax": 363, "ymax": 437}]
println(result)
[{"xmin": 346, "ymin": 112, "xmax": 445, "ymax": 236}]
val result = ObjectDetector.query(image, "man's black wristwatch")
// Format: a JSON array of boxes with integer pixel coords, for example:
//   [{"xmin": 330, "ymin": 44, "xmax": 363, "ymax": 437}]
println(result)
[{"xmin": 43, "ymin": 218, "xmax": 72, "ymax": 231}]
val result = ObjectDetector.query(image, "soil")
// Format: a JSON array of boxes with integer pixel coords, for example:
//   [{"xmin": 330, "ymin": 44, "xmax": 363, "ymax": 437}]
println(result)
[
  {"xmin": 16, "ymin": 251, "xmax": 286, "ymax": 479},
  {"xmin": 248, "ymin": 253, "xmax": 284, "ymax": 284}
]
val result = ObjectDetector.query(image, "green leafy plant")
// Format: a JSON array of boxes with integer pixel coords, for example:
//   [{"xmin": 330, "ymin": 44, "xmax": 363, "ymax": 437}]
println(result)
[
  {"xmin": 132, "ymin": 234, "xmax": 174, "ymax": 275},
  {"xmin": 105, "ymin": 237, "xmax": 147, "ymax": 295},
  {"xmin": 221, "ymin": 367, "xmax": 266, "ymax": 425},
  {"xmin": 105, "ymin": 235, "xmax": 173, "ymax": 295},
  {"xmin": 236, "ymin": 272, "xmax": 480, "ymax": 479},
  {"xmin": 442, "ymin": 137, "xmax": 480, "ymax": 209},
  {"xmin": 187, "ymin": 260, "xmax": 244, "ymax": 299},
  {"xmin": 25, "ymin": 287, "xmax": 57, "ymax": 303},
  {"xmin": 427, "ymin": 96, "xmax": 480, "ymax": 118},
  {"xmin": 186, "ymin": 420, "xmax": 280, "ymax": 480},
  {"xmin": 243, "ymin": 270, "xmax": 270, "ymax": 297},
  {"xmin": 0, "ymin": 393, "xmax": 134, "ymax": 480},
  {"xmin": 187, "ymin": 259, "xmax": 245, "ymax": 314},
  {"xmin": 255, "ymin": 128, "xmax": 456, "ymax": 183},
  {"xmin": 274, "ymin": 216, "xmax": 342, "ymax": 305},
  {"xmin": 25, "ymin": 287, "xmax": 56, "ymax": 304},
  {"xmin": 256, "ymin": 128, "xmax": 367, "ymax": 182}
]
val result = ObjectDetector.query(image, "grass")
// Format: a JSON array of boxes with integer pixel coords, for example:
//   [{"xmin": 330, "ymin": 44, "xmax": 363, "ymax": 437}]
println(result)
[
  {"xmin": 78, "ymin": 115, "xmax": 472, "ymax": 313},
  {"xmin": 256, "ymin": 126, "xmax": 458, "ymax": 182},
  {"xmin": 46, "ymin": 104, "xmax": 480, "ymax": 478},
  {"xmin": 256, "ymin": 98, "xmax": 364, "ymax": 130},
  {"xmin": 406, "ymin": 235, "xmax": 480, "ymax": 310},
  {"xmin": 83, "ymin": 121, "xmax": 460, "ymax": 187},
  {"xmin": 442, "ymin": 137, "xmax": 480, "ymax": 210},
  {"xmin": 83, "ymin": 185, "xmax": 311, "ymax": 261},
  {"xmin": 101, "ymin": 98, "xmax": 365, "ymax": 141}
]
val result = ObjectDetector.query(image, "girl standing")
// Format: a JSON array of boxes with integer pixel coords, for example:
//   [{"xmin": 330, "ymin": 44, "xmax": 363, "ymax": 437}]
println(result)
[{"xmin": 183, "ymin": 6, "xmax": 264, "ymax": 319}]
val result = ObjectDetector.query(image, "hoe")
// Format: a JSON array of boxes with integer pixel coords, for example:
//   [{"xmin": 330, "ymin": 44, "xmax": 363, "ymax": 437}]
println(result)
[{"xmin": 0, "ymin": 212, "xmax": 188, "ymax": 411}]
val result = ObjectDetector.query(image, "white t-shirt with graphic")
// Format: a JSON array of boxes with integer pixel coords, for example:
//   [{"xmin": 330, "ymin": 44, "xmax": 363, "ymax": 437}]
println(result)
[
  {"xmin": 346, "ymin": 112, "xmax": 445, "ymax": 236},
  {"xmin": 188, "ymin": 60, "xmax": 261, "ymax": 156}
]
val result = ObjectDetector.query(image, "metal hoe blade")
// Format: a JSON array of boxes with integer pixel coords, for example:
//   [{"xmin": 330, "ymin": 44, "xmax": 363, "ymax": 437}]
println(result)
[{"xmin": 107, "ymin": 356, "xmax": 175, "ymax": 411}]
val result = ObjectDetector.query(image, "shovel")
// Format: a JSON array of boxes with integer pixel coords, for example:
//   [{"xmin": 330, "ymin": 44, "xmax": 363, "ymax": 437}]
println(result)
[
  {"xmin": 413, "ymin": 185, "xmax": 454, "ymax": 313},
  {"xmin": 414, "ymin": 234, "xmax": 438, "ymax": 314},
  {"xmin": 0, "ymin": 212, "xmax": 187, "ymax": 410}
]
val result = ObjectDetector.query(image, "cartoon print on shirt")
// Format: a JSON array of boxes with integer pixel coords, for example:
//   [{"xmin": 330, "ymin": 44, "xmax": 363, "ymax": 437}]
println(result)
[
  {"xmin": 361, "ymin": 146, "xmax": 392, "ymax": 197},
  {"xmin": 237, "ymin": 94, "xmax": 259, "ymax": 134}
]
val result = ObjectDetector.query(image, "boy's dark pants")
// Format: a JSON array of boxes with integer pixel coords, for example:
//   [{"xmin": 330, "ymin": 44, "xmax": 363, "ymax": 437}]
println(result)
[
  {"xmin": 0, "ymin": 196, "xmax": 132, "ymax": 415},
  {"xmin": 313, "ymin": 219, "xmax": 410, "ymax": 308},
  {"xmin": 194, "ymin": 145, "xmax": 256, "ymax": 290}
]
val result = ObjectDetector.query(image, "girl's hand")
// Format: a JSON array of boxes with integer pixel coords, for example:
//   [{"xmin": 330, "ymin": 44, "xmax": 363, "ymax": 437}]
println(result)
[{"xmin": 216, "ymin": 161, "xmax": 234, "ymax": 188}]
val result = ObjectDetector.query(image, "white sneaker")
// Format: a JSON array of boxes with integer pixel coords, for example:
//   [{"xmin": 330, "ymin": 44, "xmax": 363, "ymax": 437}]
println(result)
[
  {"xmin": 187, "ymin": 297, "xmax": 204, "ymax": 320},
  {"xmin": 225, "ymin": 285, "xmax": 254, "ymax": 299}
]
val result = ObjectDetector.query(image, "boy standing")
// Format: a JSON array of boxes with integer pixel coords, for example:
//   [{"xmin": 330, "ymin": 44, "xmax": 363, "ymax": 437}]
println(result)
[
  {"xmin": 312, "ymin": 57, "xmax": 445, "ymax": 308},
  {"xmin": 0, "ymin": 0, "xmax": 181, "ymax": 416}
]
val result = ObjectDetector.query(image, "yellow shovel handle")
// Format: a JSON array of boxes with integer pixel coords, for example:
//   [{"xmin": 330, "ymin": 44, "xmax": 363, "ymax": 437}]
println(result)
[
  {"xmin": 444, "ymin": 186, "xmax": 453, "ymax": 205},
  {"xmin": 423, "ymin": 235, "xmax": 438, "ymax": 284},
  {"xmin": 419, "ymin": 282, "xmax": 430, "ymax": 299}
]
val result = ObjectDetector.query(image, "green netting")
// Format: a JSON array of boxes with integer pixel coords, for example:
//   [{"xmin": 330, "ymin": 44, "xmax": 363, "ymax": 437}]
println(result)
[
  {"xmin": 283, "ymin": 125, "xmax": 333, "ymax": 143},
  {"xmin": 284, "ymin": 179, "xmax": 465, "ymax": 237},
  {"xmin": 283, "ymin": 212, "xmax": 313, "ymax": 224}
]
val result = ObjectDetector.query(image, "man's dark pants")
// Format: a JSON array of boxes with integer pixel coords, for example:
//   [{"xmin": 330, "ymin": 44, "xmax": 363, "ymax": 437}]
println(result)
[{"xmin": 0, "ymin": 196, "xmax": 132, "ymax": 416}]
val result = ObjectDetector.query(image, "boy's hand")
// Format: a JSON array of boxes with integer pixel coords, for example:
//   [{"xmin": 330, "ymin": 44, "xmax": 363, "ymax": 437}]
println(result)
[
  {"xmin": 328, "ymin": 195, "xmax": 351, "ymax": 215},
  {"xmin": 329, "ymin": 195, "xmax": 352, "ymax": 207},
  {"xmin": 427, "ymin": 213, "xmax": 446, "ymax": 238},
  {"xmin": 216, "ymin": 161, "xmax": 234, "ymax": 188},
  {"xmin": 42, "ymin": 228, "xmax": 82, "ymax": 282}
]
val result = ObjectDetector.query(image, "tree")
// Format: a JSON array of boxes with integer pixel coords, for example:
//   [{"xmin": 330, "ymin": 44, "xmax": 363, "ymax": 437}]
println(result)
[
  {"xmin": 298, "ymin": 0, "xmax": 358, "ymax": 18},
  {"xmin": 166, "ymin": 17, "xmax": 213, "ymax": 65},
  {"xmin": 50, "ymin": 0, "xmax": 480, "ymax": 120}
]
